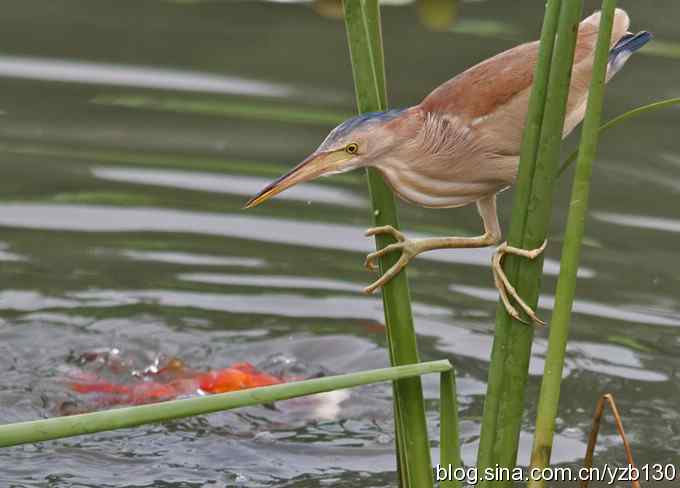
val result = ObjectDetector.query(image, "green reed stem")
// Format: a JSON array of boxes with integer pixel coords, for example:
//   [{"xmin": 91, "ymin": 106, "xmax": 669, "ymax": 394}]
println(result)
[
  {"xmin": 0, "ymin": 360, "xmax": 451, "ymax": 448},
  {"xmin": 557, "ymin": 97, "xmax": 680, "ymax": 177},
  {"xmin": 343, "ymin": 2, "xmax": 433, "ymax": 487},
  {"xmin": 476, "ymin": 0, "xmax": 561, "ymax": 478},
  {"xmin": 477, "ymin": 1, "xmax": 584, "ymax": 484},
  {"xmin": 528, "ymin": 2, "xmax": 617, "ymax": 485},
  {"xmin": 439, "ymin": 370, "xmax": 462, "ymax": 488}
]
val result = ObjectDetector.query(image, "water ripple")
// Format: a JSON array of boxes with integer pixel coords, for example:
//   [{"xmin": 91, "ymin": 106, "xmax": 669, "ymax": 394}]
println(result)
[
  {"xmin": 0, "ymin": 242, "xmax": 26, "ymax": 262},
  {"xmin": 120, "ymin": 250, "xmax": 265, "ymax": 267},
  {"xmin": 451, "ymin": 284, "xmax": 680, "ymax": 327},
  {"xmin": 92, "ymin": 166, "xmax": 364, "ymax": 208},
  {"xmin": 66, "ymin": 288, "xmax": 452, "ymax": 320},
  {"xmin": 178, "ymin": 273, "xmax": 359, "ymax": 292},
  {"xmin": 0, "ymin": 55, "xmax": 294, "ymax": 97},
  {"xmin": 593, "ymin": 211, "xmax": 680, "ymax": 233},
  {"xmin": 0, "ymin": 203, "xmax": 592, "ymax": 277}
]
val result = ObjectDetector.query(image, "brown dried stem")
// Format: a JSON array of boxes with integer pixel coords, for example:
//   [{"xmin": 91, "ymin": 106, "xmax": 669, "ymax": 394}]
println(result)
[{"xmin": 581, "ymin": 393, "xmax": 640, "ymax": 488}]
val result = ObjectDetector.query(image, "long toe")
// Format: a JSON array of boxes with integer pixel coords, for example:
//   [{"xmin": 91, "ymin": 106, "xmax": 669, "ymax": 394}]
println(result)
[
  {"xmin": 500, "ymin": 239, "xmax": 548, "ymax": 260},
  {"xmin": 363, "ymin": 240, "xmax": 419, "ymax": 293},
  {"xmin": 492, "ymin": 243, "xmax": 546, "ymax": 326},
  {"xmin": 365, "ymin": 225, "xmax": 405, "ymax": 242},
  {"xmin": 363, "ymin": 254, "xmax": 409, "ymax": 294},
  {"xmin": 364, "ymin": 242, "xmax": 404, "ymax": 271}
]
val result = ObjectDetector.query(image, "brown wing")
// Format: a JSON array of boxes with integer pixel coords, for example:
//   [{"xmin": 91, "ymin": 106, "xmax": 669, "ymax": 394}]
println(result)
[
  {"xmin": 420, "ymin": 10, "xmax": 629, "ymax": 124},
  {"xmin": 420, "ymin": 40, "xmax": 539, "ymax": 122}
]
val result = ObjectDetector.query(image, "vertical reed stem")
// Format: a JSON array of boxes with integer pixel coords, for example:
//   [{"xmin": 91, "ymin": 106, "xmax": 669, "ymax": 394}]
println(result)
[
  {"xmin": 439, "ymin": 370, "xmax": 462, "ymax": 488},
  {"xmin": 477, "ymin": 1, "xmax": 584, "ymax": 484},
  {"xmin": 343, "ymin": 2, "xmax": 433, "ymax": 487},
  {"xmin": 528, "ymin": 2, "xmax": 617, "ymax": 485},
  {"xmin": 476, "ymin": 0, "xmax": 561, "ymax": 477}
]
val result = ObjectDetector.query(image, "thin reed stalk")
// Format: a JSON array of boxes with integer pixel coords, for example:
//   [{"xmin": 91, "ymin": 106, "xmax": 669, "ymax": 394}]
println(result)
[
  {"xmin": 342, "ymin": 2, "xmax": 433, "ymax": 487},
  {"xmin": 0, "ymin": 360, "xmax": 451, "ymax": 448},
  {"xmin": 557, "ymin": 97, "xmax": 680, "ymax": 177},
  {"xmin": 527, "ymin": 2, "xmax": 617, "ymax": 485},
  {"xmin": 477, "ymin": 0, "xmax": 584, "ymax": 483},
  {"xmin": 581, "ymin": 394, "xmax": 640, "ymax": 488},
  {"xmin": 439, "ymin": 370, "xmax": 462, "ymax": 488}
]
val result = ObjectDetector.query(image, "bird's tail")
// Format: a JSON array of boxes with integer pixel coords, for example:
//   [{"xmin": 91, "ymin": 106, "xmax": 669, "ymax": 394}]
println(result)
[
  {"xmin": 608, "ymin": 31, "xmax": 652, "ymax": 77},
  {"xmin": 610, "ymin": 31, "xmax": 652, "ymax": 58},
  {"xmin": 580, "ymin": 9, "xmax": 652, "ymax": 79}
]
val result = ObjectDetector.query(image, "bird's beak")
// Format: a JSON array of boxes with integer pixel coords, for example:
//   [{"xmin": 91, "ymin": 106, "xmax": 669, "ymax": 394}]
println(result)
[{"xmin": 244, "ymin": 151, "xmax": 350, "ymax": 208}]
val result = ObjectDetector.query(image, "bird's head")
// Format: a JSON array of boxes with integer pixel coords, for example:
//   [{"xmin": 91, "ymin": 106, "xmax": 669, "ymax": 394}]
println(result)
[{"xmin": 244, "ymin": 108, "xmax": 412, "ymax": 208}]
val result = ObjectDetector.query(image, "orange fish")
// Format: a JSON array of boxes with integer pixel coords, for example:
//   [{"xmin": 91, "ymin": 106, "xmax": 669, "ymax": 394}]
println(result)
[{"xmin": 64, "ymin": 359, "xmax": 283, "ymax": 412}]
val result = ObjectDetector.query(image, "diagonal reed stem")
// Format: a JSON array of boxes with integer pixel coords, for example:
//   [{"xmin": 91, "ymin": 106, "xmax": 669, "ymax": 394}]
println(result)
[
  {"xmin": 527, "ymin": 2, "xmax": 617, "ymax": 486},
  {"xmin": 557, "ymin": 97, "xmax": 680, "ymax": 177},
  {"xmin": 342, "ymin": 1, "xmax": 434, "ymax": 487},
  {"xmin": 0, "ymin": 360, "xmax": 451, "ymax": 448}
]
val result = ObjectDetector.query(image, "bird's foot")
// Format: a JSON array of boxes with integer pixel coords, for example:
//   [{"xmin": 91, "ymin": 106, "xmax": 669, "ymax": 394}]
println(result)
[
  {"xmin": 363, "ymin": 225, "xmax": 420, "ymax": 294},
  {"xmin": 492, "ymin": 240, "xmax": 548, "ymax": 326}
]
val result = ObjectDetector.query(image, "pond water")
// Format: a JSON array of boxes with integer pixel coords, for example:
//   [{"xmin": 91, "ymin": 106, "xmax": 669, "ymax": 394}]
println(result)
[{"xmin": 1, "ymin": 0, "xmax": 679, "ymax": 486}]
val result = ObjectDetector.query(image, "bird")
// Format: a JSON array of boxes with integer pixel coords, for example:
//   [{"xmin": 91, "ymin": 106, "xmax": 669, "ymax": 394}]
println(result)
[{"xmin": 245, "ymin": 9, "xmax": 650, "ymax": 325}]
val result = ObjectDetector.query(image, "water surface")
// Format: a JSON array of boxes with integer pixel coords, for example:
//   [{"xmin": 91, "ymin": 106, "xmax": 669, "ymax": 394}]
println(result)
[{"xmin": 1, "ymin": 0, "xmax": 679, "ymax": 486}]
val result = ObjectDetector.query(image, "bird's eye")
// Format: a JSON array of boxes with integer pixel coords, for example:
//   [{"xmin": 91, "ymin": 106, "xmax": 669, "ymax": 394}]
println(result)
[{"xmin": 345, "ymin": 143, "xmax": 359, "ymax": 154}]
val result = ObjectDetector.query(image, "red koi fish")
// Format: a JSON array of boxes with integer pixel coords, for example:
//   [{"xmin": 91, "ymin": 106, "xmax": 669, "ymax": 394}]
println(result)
[{"xmin": 64, "ymin": 359, "xmax": 283, "ymax": 412}]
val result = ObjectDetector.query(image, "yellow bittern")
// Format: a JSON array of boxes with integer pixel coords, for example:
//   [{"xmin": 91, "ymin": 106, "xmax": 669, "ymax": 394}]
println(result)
[{"xmin": 246, "ymin": 9, "xmax": 650, "ymax": 325}]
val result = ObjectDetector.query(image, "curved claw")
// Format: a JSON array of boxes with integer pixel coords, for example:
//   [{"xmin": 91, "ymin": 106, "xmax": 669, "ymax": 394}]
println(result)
[
  {"xmin": 492, "ymin": 265, "xmax": 530, "ymax": 326},
  {"xmin": 365, "ymin": 225, "xmax": 405, "ymax": 242},
  {"xmin": 492, "ymin": 240, "xmax": 548, "ymax": 326},
  {"xmin": 363, "ymin": 252, "xmax": 411, "ymax": 294},
  {"xmin": 524, "ymin": 239, "xmax": 548, "ymax": 259},
  {"xmin": 364, "ymin": 242, "xmax": 405, "ymax": 271}
]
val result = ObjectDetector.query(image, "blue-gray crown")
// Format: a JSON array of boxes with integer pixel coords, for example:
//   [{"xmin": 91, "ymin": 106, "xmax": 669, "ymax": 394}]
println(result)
[{"xmin": 325, "ymin": 108, "xmax": 405, "ymax": 145}]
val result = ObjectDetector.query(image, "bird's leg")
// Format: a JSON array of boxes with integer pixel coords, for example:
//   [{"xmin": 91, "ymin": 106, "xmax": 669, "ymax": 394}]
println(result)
[
  {"xmin": 363, "ymin": 194, "xmax": 547, "ymax": 326},
  {"xmin": 475, "ymin": 197, "xmax": 546, "ymax": 326},
  {"xmin": 364, "ymin": 195, "xmax": 503, "ymax": 293}
]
